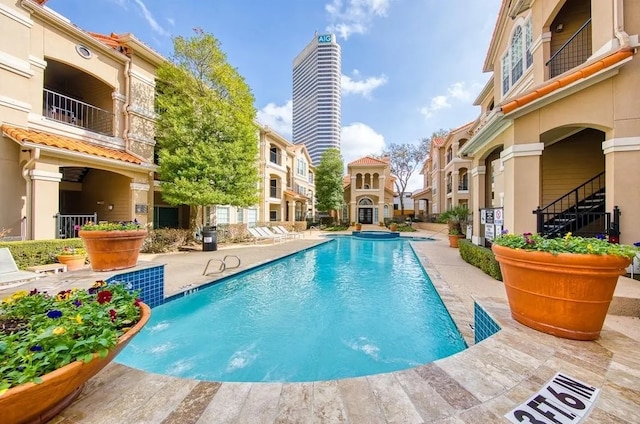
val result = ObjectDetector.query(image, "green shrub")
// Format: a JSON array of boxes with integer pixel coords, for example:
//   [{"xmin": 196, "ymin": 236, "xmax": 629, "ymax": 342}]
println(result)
[
  {"xmin": 324, "ymin": 225, "xmax": 349, "ymax": 231},
  {"xmin": 140, "ymin": 228, "xmax": 190, "ymax": 253},
  {"xmin": 0, "ymin": 239, "xmax": 85, "ymax": 269},
  {"xmin": 458, "ymin": 239, "xmax": 502, "ymax": 281},
  {"xmin": 396, "ymin": 224, "xmax": 416, "ymax": 232}
]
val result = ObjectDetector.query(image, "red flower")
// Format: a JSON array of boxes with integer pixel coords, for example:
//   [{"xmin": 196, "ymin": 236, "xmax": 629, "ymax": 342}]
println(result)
[
  {"xmin": 109, "ymin": 309, "xmax": 117, "ymax": 322},
  {"xmin": 134, "ymin": 297, "xmax": 142, "ymax": 306},
  {"xmin": 96, "ymin": 290, "xmax": 113, "ymax": 304}
]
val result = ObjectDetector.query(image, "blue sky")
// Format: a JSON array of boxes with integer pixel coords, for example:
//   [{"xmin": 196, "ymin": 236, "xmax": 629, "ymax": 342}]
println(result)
[{"xmin": 50, "ymin": 0, "xmax": 501, "ymax": 190}]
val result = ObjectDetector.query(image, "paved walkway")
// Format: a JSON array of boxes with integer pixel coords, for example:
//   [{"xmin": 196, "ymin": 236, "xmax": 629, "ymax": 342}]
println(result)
[{"xmin": 5, "ymin": 228, "xmax": 640, "ymax": 423}]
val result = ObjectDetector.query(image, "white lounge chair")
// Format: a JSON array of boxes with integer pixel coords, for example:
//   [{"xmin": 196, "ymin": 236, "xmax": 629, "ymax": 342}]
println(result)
[
  {"xmin": 248, "ymin": 227, "xmax": 282, "ymax": 244},
  {"xmin": 256, "ymin": 227, "xmax": 287, "ymax": 242},
  {"xmin": 274, "ymin": 225, "xmax": 303, "ymax": 239},
  {"xmin": 0, "ymin": 247, "xmax": 42, "ymax": 287}
]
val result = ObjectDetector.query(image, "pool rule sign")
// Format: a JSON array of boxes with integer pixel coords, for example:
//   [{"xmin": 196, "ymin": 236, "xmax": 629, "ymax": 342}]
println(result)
[
  {"xmin": 480, "ymin": 207, "xmax": 503, "ymax": 241},
  {"xmin": 505, "ymin": 372, "xmax": 600, "ymax": 424}
]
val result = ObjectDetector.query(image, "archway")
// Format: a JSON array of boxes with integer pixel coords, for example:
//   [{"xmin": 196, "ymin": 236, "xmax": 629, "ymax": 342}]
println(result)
[{"xmin": 357, "ymin": 197, "xmax": 374, "ymax": 224}]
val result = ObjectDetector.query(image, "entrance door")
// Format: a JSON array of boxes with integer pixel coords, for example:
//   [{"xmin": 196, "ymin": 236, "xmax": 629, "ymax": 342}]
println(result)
[{"xmin": 358, "ymin": 208, "xmax": 373, "ymax": 224}]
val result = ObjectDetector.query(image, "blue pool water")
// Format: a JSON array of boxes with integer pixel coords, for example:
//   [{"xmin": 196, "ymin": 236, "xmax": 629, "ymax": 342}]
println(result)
[{"xmin": 116, "ymin": 237, "xmax": 466, "ymax": 382}]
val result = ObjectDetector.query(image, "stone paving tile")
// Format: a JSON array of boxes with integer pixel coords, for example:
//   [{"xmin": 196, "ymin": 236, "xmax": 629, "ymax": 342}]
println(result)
[
  {"xmin": 311, "ymin": 380, "xmax": 348, "ymax": 423},
  {"xmin": 336, "ymin": 377, "xmax": 386, "ymax": 424},
  {"xmin": 367, "ymin": 372, "xmax": 424, "ymax": 424},
  {"xmin": 587, "ymin": 407, "xmax": 632, "ymax": 423},
  {"xmin": 394, "ymin": 368, "xmax": 456, "ymax": 422},
  {"xmin": 195, "ymin": 382, "xmax": 251, "ymax": 424},
  {"xmin": 595, "ymin": 381, "xmax": 640, "ymax": 423},
  {"xmin": 274, "ymin": 382, "xmax": 314, "ymax": 424},
  {"xmin": 126, "ymin": 377, "xmax": 200, "ymax": 424},
  {"xmin": 161, "ymin": 381, "xmax": 222, "ymax": 424},
  {"xmin": 457, "ymin": 404, "xmax": 507, "ymax": 423},
  {"xmin": 414, "ymin": 363, "xmax": 480, "ymax": 411},
  {"xmin": 235, "ymin": 383, "xmax": 283, "ymax": 424}
]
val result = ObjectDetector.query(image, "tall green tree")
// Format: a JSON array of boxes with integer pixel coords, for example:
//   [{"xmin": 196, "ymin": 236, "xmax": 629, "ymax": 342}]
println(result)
[
  {"xmin": 315, "ymin": 148, "xmax": 345, "ymax": 223},
  {"xmin": 383, "ymin": 138, "xmax": 431, "ymax": 215},
  {"xmin": 155, "ymin": 28, "xmax": 259, "ymax": 229}
]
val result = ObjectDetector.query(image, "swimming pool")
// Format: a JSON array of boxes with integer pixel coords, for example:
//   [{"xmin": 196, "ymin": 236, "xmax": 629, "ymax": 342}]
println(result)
[{"xmin": 116, "ymin": 237, "xmax": 466, "ymax": 382}]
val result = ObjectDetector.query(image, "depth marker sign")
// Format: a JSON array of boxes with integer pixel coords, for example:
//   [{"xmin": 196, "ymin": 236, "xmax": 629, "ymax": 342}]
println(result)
[{"xmin": 505, "ymin": 373, "xmax": 600, "ymax": 424}]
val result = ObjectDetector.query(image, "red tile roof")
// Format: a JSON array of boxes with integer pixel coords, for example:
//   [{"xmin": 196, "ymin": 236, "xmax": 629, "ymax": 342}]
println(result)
[
  {"xmin": 1, "ymin": 125, "xmax": 143, "ymax": 164},
  {"xmin": 501, "ymin": 48, "xmax": 635, "ymax": 115},
  {"xmin": 431, "ymin": 136, "xmax": 446, "ymax": 147},
  {"xmin": 348, "ymin": 156, "xmax": 388, "ymax": 166}
]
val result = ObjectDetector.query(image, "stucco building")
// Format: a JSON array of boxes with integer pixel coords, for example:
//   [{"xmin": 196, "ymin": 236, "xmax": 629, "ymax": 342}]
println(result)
[
  {"xmin": 0, "ymin": 0, "xmax": 162, "ymax": 240},
  {"xmin": 435, "ymin": 0, "xmax": 638, "ymax": 245},
  {"xmin": 343, "ymin": 156, "xmax": 394, "ymax": 224}
]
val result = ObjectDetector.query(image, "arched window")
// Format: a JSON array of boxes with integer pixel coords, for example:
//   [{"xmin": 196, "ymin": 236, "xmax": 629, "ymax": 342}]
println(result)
[
  {"xmin": 358, "ymin": 198, "xmax": 373, "ymax": 206},
  {"xmin": 502, "ymin": 17, "xmax": 533, "ymax": 95}
]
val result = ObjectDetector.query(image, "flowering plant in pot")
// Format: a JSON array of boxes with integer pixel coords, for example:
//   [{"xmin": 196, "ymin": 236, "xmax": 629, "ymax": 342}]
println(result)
[
  {"xmin": 0, "ymin": 281, "xmax": 150, "ymax": 423},
  {"xmin": 78, "ymin": 220, "xmax": 147, "ymax": 272},
  {"xmin": 55, "ymin": 246, "xmax": 87, "ymax": 271},
  {"xmin": 492, "ymin": 231, "xmax": 637, "ymax": 340},
  {"xmin": 437, "ymin": 205, "xmax": 469, "ymax": 247}
]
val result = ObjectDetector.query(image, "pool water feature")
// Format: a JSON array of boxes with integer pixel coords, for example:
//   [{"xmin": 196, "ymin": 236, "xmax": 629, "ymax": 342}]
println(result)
[{"xmin": 117, "ymin": 237, "xmax": 466, "ymax": 382}]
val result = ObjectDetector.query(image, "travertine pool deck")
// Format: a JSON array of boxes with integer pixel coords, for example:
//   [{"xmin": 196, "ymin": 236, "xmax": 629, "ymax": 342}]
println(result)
[{"xmin": 5, "ymin": 230, "xmax": 639, "ymax": 423}]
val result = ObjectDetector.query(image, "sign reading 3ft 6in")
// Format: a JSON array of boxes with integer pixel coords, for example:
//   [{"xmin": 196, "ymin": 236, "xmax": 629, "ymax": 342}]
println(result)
[
  {"xmin": 317, "ymin": 34, "xmax": 333, "ymax": 43},
  {"xmin": 505, "ymin": 372, "xmax": 600, "ymax": 424}
]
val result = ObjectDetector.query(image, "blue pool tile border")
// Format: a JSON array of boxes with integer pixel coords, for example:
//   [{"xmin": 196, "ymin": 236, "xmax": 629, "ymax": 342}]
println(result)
[
  {"xmin": 474, "ymin": 301, "xmax": 501, "ymax": 343},
  {"xmin": 107, "ymin": 264, "xmax": 165, "ymax": 308}
]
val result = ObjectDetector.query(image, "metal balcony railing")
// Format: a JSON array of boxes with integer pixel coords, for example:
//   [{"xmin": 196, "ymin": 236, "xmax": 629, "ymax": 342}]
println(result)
[
  {"xmin": 43, "ymin": 89, "xmax": 114, "ymax": 136},
  {"xmin": 546, "ymin": 18, "xmax": 592, "ymax": 78}
]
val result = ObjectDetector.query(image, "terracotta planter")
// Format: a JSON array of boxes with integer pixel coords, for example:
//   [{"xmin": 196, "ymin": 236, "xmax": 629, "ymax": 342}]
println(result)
[
  {"xmin": 448, "ymin": 234, "xmax": 464, "ymax": 248},
  {"xmin": 389, "ymin": 224, "xmax": 398, "ymax": 232},
  {"xmin": 0, "ymin": 303, "xmax": 150, "ymax": 424},
  {"xmin": 56, "ymin": 254, "xmax": 86, "ymax": 271},
  {"xmin": 355, "ymin": 224, "xmax": 362, "ymax": 231},
  {"xmin": 79, "ymin": 230, "xmax": 147, "ymax": 272},
  {"xmin": 492, "ymin": 244, "xmax": 631, "ymax": 340}
]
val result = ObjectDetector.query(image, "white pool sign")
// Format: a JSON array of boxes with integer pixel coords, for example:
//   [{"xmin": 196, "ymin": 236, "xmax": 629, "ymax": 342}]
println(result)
[{"xmin": 505, "ymin": 372, "xmax": 600, "ymax": 424}]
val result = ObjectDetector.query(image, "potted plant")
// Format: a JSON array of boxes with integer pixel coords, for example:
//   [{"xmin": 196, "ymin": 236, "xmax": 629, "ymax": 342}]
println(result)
[
  {"xmin": 55, "ymin": 246, "xmax": 87, "ymax": 271},
  {"xmin": 0, "ymin": 281, "xmax": 150, "ymax": 423},
  {"xmin": 354, "ymin": 222, "xmax": 362, "ymax": 231},
  {"xmin": 78, "ymin": 221, "xmax": 147, "ymax": 271},
  {"xmin": 438, "ymin": 205, "xmax": 469, "ymax": 248},
  {"xmin": 388, "ymin": 222, "xmax": 398, "ymax": 232},
  {"xmin": 492, "ymin": 232, "xmax": 637, "ymax": 340}
]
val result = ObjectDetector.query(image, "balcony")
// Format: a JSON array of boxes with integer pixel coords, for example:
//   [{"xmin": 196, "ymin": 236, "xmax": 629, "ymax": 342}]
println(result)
[
  {"xmin": 43, "ymin": 89, "xmax": 114, "ymax": 136},
  {"xmin": 547, "ymin": 18, "xmax": 592, "ymax": 79}
]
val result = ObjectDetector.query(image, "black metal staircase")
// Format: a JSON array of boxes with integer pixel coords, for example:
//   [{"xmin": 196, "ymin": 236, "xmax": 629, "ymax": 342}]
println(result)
[{"xmin": 533, "ymin": 171, "xmax": 613, "ymax": 237}]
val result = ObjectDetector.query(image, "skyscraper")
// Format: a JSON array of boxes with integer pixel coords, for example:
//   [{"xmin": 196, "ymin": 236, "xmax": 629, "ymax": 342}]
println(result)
[{"xmin": 292, "ymin": 33, "xmax": 341, "ymax": 165}]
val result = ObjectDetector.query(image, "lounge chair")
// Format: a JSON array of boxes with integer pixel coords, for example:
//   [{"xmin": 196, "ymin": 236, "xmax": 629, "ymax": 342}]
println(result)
[
  {"xmin": 256, "ymin": 227, "xmax": 287, "ymax": 242},
  {"xmin": 0, "ymin": 247, "xmax": 42, "ymax": 287},
  {"xmin": 248, "ymin": 227, "xmax": 283, "ymax": 244},
  {"xmin": 274, "ymin": 225, "xmax": 303, "ymax": 239}
]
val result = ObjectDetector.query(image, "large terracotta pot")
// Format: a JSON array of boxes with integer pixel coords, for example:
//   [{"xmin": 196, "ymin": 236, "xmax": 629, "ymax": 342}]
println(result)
[
  {"xmin": 1, "ymin": 303, "xmax": 150, "ymax": 424},
  {"xmin": 56, "ymin": 254, "xmax": 86, "ymax": 271},
  {"xmin": 79, "ymin": 230, "xmax": 147, "ymax": 271},
  {"xmin": 492, "ymin": 244, "xmax": 631, "ymax": 340}
]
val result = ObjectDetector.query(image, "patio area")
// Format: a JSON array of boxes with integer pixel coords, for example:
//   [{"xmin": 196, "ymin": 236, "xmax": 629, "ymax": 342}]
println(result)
[{"xmin": 4, "ymin": 228, "xmax": 639, "ymax": 423}]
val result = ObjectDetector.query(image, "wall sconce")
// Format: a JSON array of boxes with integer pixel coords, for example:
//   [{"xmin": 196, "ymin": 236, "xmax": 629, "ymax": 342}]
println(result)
[
  {"xmin": 108, "ymin": 204, "xmax": 114, "ymax": 211},
  {"xmin": 555, "ymin": 23, "xmax": 563, "ymax": 32},
  {"xmin": 96, "ymin": 200, "xmax": 105, "ymax": 205}
]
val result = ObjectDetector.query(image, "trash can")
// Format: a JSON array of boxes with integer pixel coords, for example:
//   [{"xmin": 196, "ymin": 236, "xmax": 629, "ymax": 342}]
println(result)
[{"xmin": 202, "ymin": 226, "xmax": 217, "ymax": 251}]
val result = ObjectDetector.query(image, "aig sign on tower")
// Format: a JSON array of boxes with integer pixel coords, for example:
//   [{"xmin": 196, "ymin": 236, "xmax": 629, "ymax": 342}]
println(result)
[{"xmin": 317, "ymin": 34, "xmax": 333, "ymax": 43}]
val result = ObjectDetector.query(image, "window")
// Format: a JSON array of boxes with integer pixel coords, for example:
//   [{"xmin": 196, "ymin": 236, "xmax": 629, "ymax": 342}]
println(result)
[
  {"xmin": 296, "ymin": 159, "xmax": 306, "ymax": 176},
  {"xmin": 270, "ymin": 210, "xmax": 277, "ymax": 221},
  {"xmin": 216, "ymin": 206, "xmax": 229, "ymax": 224},
  {"xmin": 270, "ymin": 146, "xmax": 279, "ymax": 165},
  {"xmin": 502, "ymin": 17, "xmax": 533, "ymax": 95},
  {"xmin": 459, "ymin": 172, "xmax": 469, "ymax": 191},
  {"xmin": 247, "ymin": 208, "xmax": 258, "ymax": 228},
  {"xmin": 270, "ymin": 179, "xmax": 278, "ymax": 198},
  {"xmin": 236, "ymin": 208, "xmax": 244, "ymax": 223}
]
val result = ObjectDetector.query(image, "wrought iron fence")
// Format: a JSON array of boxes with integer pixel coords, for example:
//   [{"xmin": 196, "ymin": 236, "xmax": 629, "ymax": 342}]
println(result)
[
  {"xmin": 55, "ymin": 213, "xmax": 97, "ymax": 239},
  {"xmin": 546, "ymin": 18, "xmax": 592, "ymax": 78},
  {"xmin": 43, "ymin": 89, "xmax": 114, "ymax": 136}
]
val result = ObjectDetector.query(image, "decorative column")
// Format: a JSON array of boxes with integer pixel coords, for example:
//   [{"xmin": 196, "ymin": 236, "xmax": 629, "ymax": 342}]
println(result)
[
  {"xmin": 30, "ymin": 169, "xmax": 62, "ymax": 240},
  {"xmin": 130, "ymin": 182, "xmax": 150, "ymax": 225},
  {"xmin": 603, "ymin": 136, "xmax": 640, "ymax": 244},
  {"xmin": 470, "ymin": 165, "xmax": 485, "ymax": 245},
  {"xmin": 451, "ymin": 170, "xmax": 460, "ymax": 206},
  {"xmin": 288, "ymin": 200, "xmax": 295, "ymax": 223},
  {"xmin": 500, "ymin": 143, "xmax": 543, "ymax": 235}
]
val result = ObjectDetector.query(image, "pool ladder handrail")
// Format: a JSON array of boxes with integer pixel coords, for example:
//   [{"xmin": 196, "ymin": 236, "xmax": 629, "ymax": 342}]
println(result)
[{"xmin": 202, "ymin": 255, "xmax": 241, "ymax": 276}]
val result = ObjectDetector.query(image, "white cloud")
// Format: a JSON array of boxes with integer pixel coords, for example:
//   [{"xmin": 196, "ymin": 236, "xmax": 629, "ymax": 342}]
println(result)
[
  {"xmin": 325, "ymin": 0, "xmax": 392, "ymax": 39},
  {"xmin": 342, "ymin": 72, "xmax": 388, "ymax": 98},
  {"xmin": 419, "ymin": 81, "xmax": 480, "ymax": 119},
  {"xmin": 131, "ymin": 0, "xmax": 170, "ymax": 37},
  {"xmin": 341, "ymin": 122, "xmax": 385, "ymax": 166},
  {"xmin": 256, "ymin": 100, "xmax": 293, "ymax": 138},
  {"xmin": 166, "ymin": 17, "xmax": 175, "ymax": 27}
]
